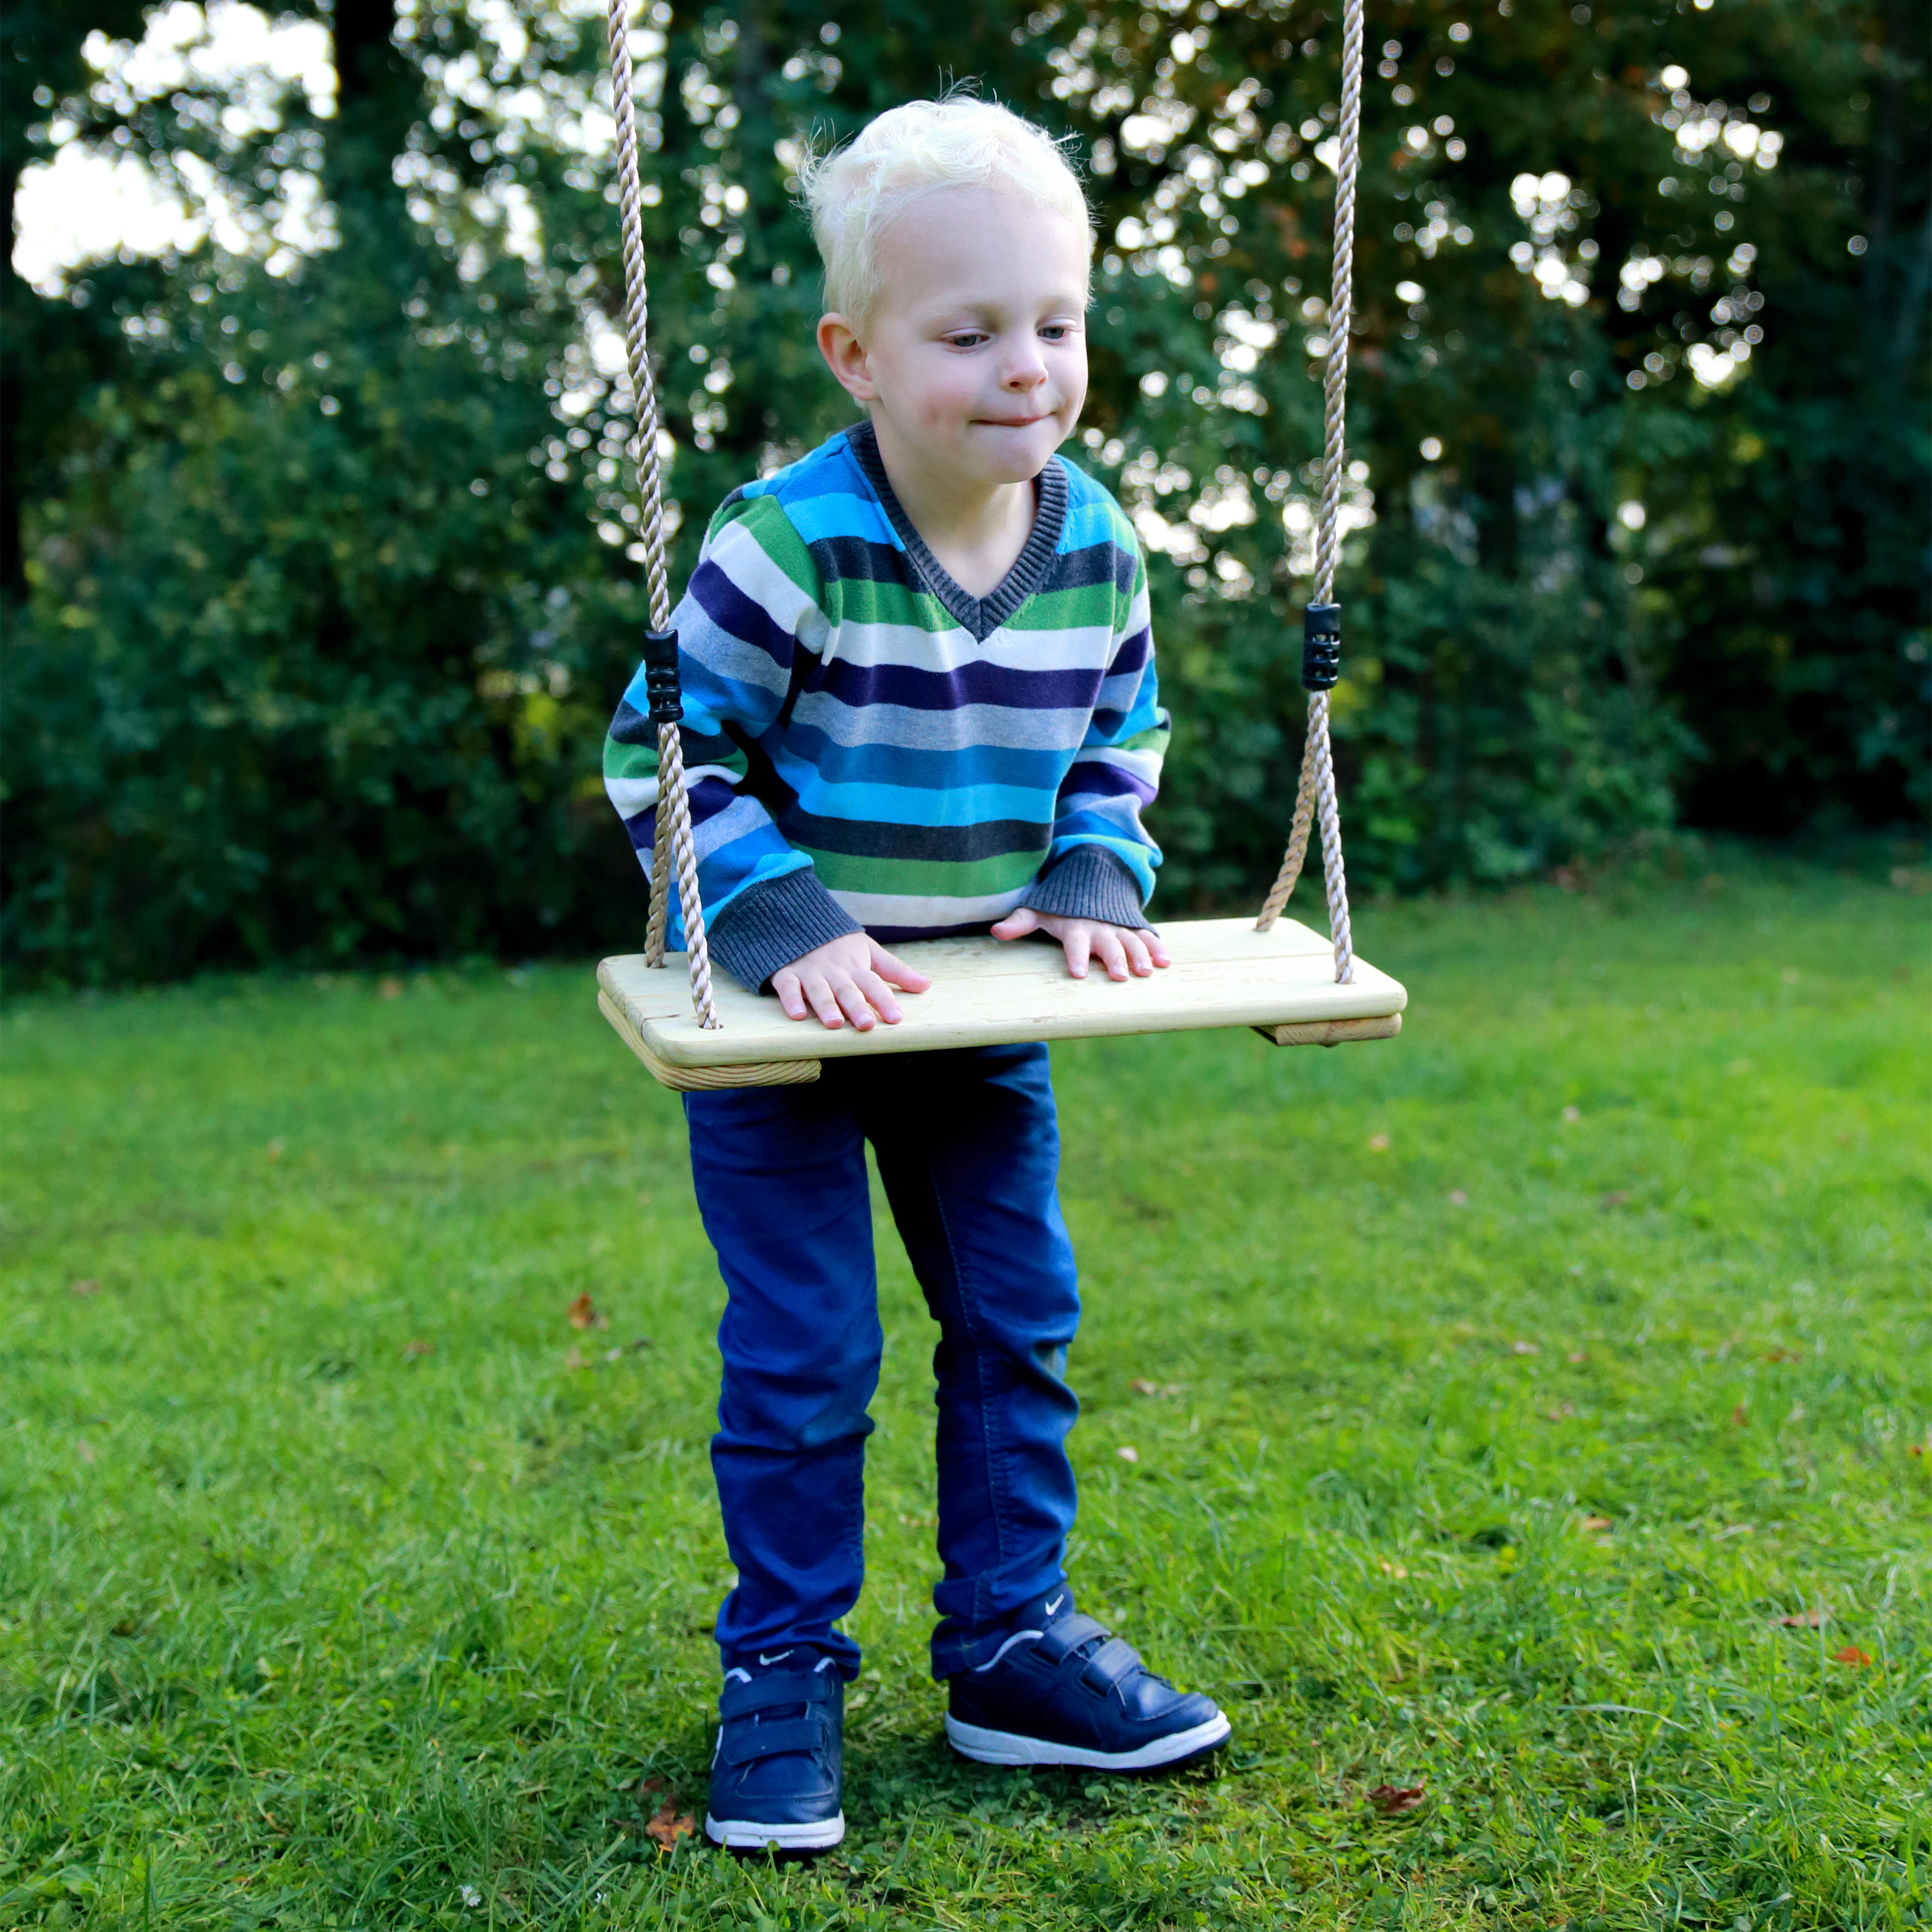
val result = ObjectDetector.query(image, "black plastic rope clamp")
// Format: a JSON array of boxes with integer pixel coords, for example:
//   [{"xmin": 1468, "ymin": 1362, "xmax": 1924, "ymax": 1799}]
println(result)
[
  {"xmin": 641, "ymin": 627, "xmax": 683, "ymax": 725},
  {"xmin": 1302, "ymin": 603, "xmax": 1341, "ymax": 692}
]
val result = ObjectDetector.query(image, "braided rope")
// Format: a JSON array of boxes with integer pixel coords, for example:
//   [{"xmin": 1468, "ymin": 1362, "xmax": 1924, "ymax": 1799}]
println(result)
[
  {"xmin": 607, "ymin": 0, "xmax": 718, "ymax": 1027},
  {"xmin": 606, "ymin": 0, "xmax": 670, "ymax": 630},
  {"xmin": 644, "ymin": 776, "xmax": 674, "ymax": 963},
  {"xmin": 1255, "ymin": 711, "xmax": 1318, "ymax": 927},
  {"xmin": 1255, "ymin": 0, "xmax": 1361, "ymax": 985},
  {"xmin": 656, "ymin": 721, "xmax": 718, "ymax": 1023}
]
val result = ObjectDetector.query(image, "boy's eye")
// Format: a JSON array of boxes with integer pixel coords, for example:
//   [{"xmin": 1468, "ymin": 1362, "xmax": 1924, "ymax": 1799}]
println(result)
[{"xmin": 945, "ymin": 332, "xmax": 989, "ymax": 349}]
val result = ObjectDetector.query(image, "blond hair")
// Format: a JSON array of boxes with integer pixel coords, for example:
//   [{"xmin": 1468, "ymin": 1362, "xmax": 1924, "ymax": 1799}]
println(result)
[{"xmin": 800, "ymin": 97, "xmax": 1094, "ymax": 327}]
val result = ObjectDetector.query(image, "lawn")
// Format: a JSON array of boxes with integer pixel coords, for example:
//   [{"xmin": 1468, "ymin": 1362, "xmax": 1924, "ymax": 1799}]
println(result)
[{"xmin": 1, "ymin": 847, "xmax": 1927, "ymax": 1929}]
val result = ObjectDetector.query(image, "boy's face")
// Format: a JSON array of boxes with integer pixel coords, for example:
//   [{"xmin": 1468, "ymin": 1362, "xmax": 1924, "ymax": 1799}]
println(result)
[{"xmin": 820, "ymin": 185, "xmax": 1090, "ymax": 489}]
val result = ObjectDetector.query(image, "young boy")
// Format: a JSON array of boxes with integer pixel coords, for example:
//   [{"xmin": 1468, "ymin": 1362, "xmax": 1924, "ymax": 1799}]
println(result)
[{"xmin": 604, "ymin": 97, "xmax": 1229, "ymax": 1853}]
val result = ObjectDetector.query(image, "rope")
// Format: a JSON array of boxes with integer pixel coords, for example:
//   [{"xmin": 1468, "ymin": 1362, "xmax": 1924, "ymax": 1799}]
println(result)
[
  {"xmin": 606, "ymin": 0, "xmax": 719, "ymax": 1027},
  {"xmin": 1255, "ymin": 0, "xmax": 1361, "ymax": 985}
]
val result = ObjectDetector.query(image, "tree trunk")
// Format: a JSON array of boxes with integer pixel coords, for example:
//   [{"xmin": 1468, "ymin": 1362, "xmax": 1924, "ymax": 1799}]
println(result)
[{"xmin": 325, "ymin": 0, "xmax": 416, "ymax": 213}]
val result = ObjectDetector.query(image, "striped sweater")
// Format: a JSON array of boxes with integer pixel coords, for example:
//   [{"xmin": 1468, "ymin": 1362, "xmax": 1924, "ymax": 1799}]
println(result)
[{"xmin": 603, "ymin": 421, "xmax": 1169, "ymax": 994}]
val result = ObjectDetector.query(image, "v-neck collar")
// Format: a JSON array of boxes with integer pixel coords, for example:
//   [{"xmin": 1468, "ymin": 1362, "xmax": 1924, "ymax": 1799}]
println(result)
[{"xmin": 848, "ymin": 420, "xmax": 1068, "ymax": 644}]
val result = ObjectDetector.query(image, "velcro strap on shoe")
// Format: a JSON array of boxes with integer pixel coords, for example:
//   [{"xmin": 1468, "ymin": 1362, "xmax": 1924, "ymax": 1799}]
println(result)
[
  {"xmin": 1035, "ymin": 1613, "xmax": 1110, "ymax": 1665},
  {"xmin": 720, "ymin": 1671, "xmax": 835, "ymax": 1721},
  {"xmin": 1078, "ymin": 1636, "xmax": 1143, "ymax": 1694},
  {"xmin": 719, "ymin": 1714, "xmax": 826, "ymax": 1766}
]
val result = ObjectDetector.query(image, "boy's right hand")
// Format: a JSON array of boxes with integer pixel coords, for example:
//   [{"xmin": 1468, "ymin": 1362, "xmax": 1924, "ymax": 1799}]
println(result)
[{"xmin": 772, "ymin": 933, "xmax": 931, "ymax": 1030}]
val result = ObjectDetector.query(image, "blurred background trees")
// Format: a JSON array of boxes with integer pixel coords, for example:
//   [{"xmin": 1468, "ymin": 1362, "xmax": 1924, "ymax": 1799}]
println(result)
[{"xmin": 3, "ymin": 0, "xmax": 1926, "ymax": 981}]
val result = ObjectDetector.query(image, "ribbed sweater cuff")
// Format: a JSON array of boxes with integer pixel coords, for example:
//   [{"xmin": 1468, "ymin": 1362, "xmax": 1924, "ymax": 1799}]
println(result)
[
  {"xmin": 705, "ymin": 868, "xmax": 864, "ymax": 994},
  {"xmin": 1022, "ymin": 845, "xmax": 1151, "ymax": 929}
]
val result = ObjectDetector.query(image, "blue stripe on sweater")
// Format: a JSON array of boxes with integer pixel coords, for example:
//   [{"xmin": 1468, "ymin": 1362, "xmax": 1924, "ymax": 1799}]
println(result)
[
  {"xmin": 773, "ymin": 724, "xmax": 1068, "ymax": 792},
  {"xmin": 814, "ymin": 655, "xmax": 1106, "ymax": 714}
]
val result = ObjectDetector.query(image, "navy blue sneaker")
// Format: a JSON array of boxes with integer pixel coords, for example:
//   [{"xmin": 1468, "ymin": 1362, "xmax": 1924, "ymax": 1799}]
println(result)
[
  {"xmin": 945, "ymin": 1588, "xmax": 1230, "ymax": 1771},
  {"xmin": 704, "ymin": 1653, "xmax": 844, "ymax": 1852}
]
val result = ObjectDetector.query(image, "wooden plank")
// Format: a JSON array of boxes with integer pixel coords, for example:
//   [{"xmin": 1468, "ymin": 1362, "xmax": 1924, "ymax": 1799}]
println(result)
[
  {"xmin": 597, "ymin": 989, "xmax": 822, "ymax": 1092},
  {"xmin": 597, "ymin": 915, "xmax": 1406, "ymax": 1073},
  {"xmin": 1254, "ymin": 1013, "xmax": 1403, "ymax": 1047}
]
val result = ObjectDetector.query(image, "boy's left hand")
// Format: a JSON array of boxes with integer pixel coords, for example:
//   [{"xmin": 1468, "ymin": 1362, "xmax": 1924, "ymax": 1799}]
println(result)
[{"xmin": 989, "ymin": 908, "xmax": 1172, "ymax": 981}]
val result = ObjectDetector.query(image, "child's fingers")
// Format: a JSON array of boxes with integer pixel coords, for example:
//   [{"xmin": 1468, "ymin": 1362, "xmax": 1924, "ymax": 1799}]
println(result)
[
  {"xmin": 800, "ymin": 971, "xmax": 846, "ymax": 1029},
  {"xmin": 868, "ymin": 943, "xmax": 931, "ymax": 992},
  {"xmin": 773, "ymin": 968, "xmax": 810, "ymax": 1021},
  {"xmin": 852, "ymin": 969, "xmax": 904, "ymax": 1024},
  {"xmin": 1090, "ymin": 928, "xmax": 1131, "ymax": 981},
  {"xmin": 1143, "ymin": 929, "xmax": 1172, "ymax": 968},
  {"xmin": 989, "ymin": 909, "xmax": 1041, "ymax": 942},
  {"xmin": 833, "ymin": 976, "xmax": 877, "ymax": 1030},
  {"xmin": 1120, "ymin": 929, "xmax": 1155, "ymax": 976},
  {"xmin": 1062, "ymin": 927, "xmax": 1092, "ymax": 978}
]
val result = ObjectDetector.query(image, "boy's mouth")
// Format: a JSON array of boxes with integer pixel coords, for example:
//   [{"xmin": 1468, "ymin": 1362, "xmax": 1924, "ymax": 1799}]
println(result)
[{"xmin": 979, "ymin": 413, "xmax": 1052, "ymax": 428}]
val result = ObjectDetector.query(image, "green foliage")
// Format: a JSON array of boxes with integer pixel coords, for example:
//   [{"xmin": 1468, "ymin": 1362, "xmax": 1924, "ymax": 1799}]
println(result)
[
  {"xmin": 2, "ymin": 0, "xmax": 1924, "ymax": 981},
  {"xmin": 1, "ymin": 851, "xmax": 1927, "ymax": 1924},
  {"xmin": 6, "ymin": 247, "xmax": 649, "ymax": 978}
]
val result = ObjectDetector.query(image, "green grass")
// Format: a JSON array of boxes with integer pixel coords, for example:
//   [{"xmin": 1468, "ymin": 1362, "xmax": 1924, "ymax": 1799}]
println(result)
[{"xmin": 1, "ymin": 848, "xmax": 1927, "ymax": 1929}]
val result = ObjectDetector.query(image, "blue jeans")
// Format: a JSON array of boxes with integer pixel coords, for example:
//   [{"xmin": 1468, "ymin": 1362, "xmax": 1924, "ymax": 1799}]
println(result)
[{"xmin": 683, "ymin": 1042, "xmax": 1081, "ymax": 1681}]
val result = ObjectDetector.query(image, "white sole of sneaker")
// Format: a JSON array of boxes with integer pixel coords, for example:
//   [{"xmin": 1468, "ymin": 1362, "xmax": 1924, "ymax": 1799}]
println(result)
[
  {"xmin": 704, "ymin": 1810, "xmax": 846, "ymax": 1852},
  {"xmin": 943, "ymin": 1710, "xmax": 1231, "ymax": 1771}
]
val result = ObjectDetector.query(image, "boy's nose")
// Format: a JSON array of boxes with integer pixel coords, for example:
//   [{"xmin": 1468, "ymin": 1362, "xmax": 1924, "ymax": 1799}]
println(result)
[{"xmin": 1003, "ymin": 356, "xmax": 1047, "ymax": 390}]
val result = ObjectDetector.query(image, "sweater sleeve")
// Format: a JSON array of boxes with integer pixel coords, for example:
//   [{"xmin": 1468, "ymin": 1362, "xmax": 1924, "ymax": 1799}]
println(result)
[
  {"xmin": 603, "ymin": 491, "xmax": 860, "ymax": 991},
  {"xmin": 1021, "ymin": 536, "xmax": 1169, "ymax": 922}
]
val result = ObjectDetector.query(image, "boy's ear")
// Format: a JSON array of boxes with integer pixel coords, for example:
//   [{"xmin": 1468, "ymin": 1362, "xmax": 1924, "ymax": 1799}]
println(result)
[{"xmin": 817, "ymin": 314, "xmax": 878, "ymax": 402}]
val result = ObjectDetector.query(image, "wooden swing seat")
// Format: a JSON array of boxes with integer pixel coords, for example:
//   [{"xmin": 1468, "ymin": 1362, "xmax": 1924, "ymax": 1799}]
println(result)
[{"xmin": 597, "ymin": 914, "xmax": 1406, "ymax": 1091}]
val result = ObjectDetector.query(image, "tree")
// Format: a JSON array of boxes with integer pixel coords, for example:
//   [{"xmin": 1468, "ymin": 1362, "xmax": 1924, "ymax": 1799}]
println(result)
[
  {"xmin": 4, "ymin": 0, "xmax": 1923, "ymax": 983},
  {"xmin": 0, "ymin": 0, "xmax": 151, "ymax": 598}
]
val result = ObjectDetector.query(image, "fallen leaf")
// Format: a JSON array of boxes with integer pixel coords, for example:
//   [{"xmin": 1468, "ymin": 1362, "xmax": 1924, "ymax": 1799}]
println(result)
[
  {"xmin": 1910, "ymin": 1444, "xmax": 1925, "ymax": 1457},
  {"xmin": 1598, "ymin": 1190, "xmax": 1629, "ymax": 1209},
  {"xmin": 402, "ymin": 1340, "xmax": 433, "ymax": 1360},
  {"xmin": 1448, "ymin": 1188, "xmax": 1468, "ymax": 1206},
  {"xmin": 1377, "ymin": 1558, "xmax": 1407, "ymax": 1578},
  {"xmin": 265, "ymin": 1138, "xmax": 285, "ymax": 1162},
  {"xmin": 1130, "ymin": 1378, "xmax": 1179, "ymax": 1397},
  {"xmin": 645, "ymin": 1799, "xmax": 697, "ymax": 1849},
  {"xmin": 70, "ymin": 1278, "xmax": 101, "ymax": 1298},
  {"xmin": 637, "ymin": 1775, "xmax": 667, "ymax": 1797},
  {"xmin": 1368, "ymin": 1783, "xmax": 1426, "ymax": 1815},
  {"xmin": 1562, "ymin": 1104, "xmax": 1582, "ymax": 1124},
  {"xmin": 1544, "ymin": 1402, "xmax": 1577, "ymax": 1421},
  {"xmin": 1730, "ymin": 1403, "xmax": 1748, "ymax": 1428},
  {"xmin": 1777, "ymin": 1608, "xmax": 1826, "ymax": 1628},
  {"xmin": 1367, "ymin": 1132, "xmax": 1390, "ymax": 1152},
  {"xmin": 567, "ymin": 1291, "xmax": 608, "ymax": 1332},
  {"xmin": 563, "ymin": 1346, "xmax": 590, "ymax": 1372},
  {"xmin": 1832, "ymin": 1645, "xmax": 1871, "ymax": 1668},
  {"xmin": 1567, "ymin": 1350, "xmax": 1590, "ymax": 1364},
  {"xmin": 1509, "ymin": 1339, "xmax": 1540, "ymax": 1356},
  {"xmin": 77, "ymin": 1439, "xmax": 97, "ymax": 1464},
  {"xmin": 1580, "ymin": 1515, "xmax": 1613, "ymax": 1532},
  {"xmin": 379, "ymin": 976, "xmax": 404, "ymax": 999},
  {"xmin": 1760, "ymin": 1346, "xmax": 1802, "ymax": 1363},
  {"xmin": 1116, "ymin": 1444, "xmax": 1140, "ymax": 1464}
]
